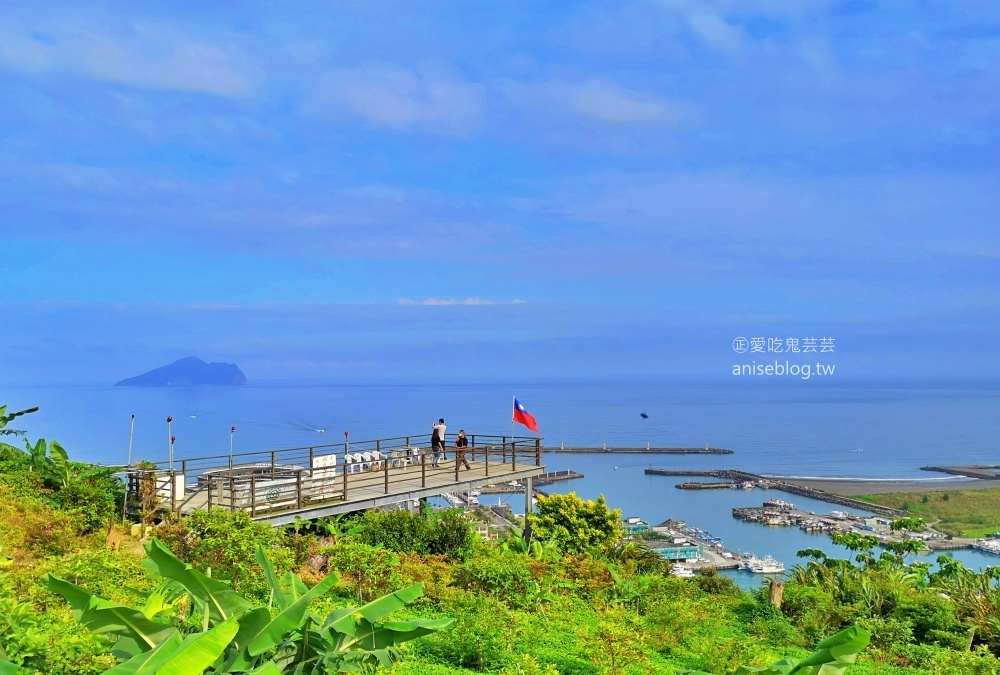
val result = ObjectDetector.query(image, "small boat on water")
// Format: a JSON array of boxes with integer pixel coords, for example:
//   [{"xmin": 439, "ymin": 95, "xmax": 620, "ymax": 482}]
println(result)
[
  {"xmin": 974, "ymin": 539, "xmax": 1000, "ymax": 555},
  {"xmin": 670, "ymin": 564, "xmax": 696, "ymax": 578},
  {"xmin": 742, "ymin": 554, "xmax": 785, "ymax": 574},
  {"xmin": 763, "ymin": 499, "xmax": 795, "ymax": 510}
]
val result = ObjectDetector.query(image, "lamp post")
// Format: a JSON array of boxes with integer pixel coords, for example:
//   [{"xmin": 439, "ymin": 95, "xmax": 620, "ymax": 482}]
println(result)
[{"xmin": 166, "ymin": 416, "xmax": 173, "ymax": 470}]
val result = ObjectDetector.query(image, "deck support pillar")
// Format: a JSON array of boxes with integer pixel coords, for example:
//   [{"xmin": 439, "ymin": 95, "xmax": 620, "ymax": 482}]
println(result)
[{"xmin": 523, "ymin": 475, "xmax": 533, "ymax": 520}]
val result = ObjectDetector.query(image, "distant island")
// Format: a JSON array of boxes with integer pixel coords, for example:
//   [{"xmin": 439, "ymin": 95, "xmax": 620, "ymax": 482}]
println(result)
[{"xmin": 115, "ymin": 357, "xmax": 247, "ymax": 387}]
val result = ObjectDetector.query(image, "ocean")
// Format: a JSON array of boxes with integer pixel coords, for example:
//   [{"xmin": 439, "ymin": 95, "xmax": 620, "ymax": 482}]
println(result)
[{"xmin": 5, "ymin": 378, "xmax": 1000, "ymax": 580}]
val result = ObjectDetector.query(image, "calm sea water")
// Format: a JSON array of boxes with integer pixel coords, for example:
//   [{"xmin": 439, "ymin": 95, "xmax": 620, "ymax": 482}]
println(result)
[{"xmin": 5, "ymin": 379, "xmax": 1000, "ymax": 579}]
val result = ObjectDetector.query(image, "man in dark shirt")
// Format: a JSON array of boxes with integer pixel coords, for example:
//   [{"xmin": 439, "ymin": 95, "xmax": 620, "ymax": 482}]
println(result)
[{"xmin": 455, "ymin": 429, "xmax": 470, "ymax": 470}]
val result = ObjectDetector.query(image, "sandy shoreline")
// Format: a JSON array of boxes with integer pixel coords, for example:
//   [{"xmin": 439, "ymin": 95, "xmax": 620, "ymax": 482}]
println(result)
[{"xmin": 778, "ymin": 477, "xmax": 1000, "ymax": 496}]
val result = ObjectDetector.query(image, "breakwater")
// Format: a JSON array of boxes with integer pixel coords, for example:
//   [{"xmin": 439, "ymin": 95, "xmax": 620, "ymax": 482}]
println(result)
[
  {"xmin": 676, "ymin": 481, "xmax": 736, "ymax": 490},
  {"xmin": 922, "ymin": 465, "xmax": 1000, "ymax": 480},
  {"xmin": 645, "ymin": 468, "xmax": 903, "ymax": 517},
  {"xmin": 547, "ymin": 446, "xmax": 733, "ymax": 454}
]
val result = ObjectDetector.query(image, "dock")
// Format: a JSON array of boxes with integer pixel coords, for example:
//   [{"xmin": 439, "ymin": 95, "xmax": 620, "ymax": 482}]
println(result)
[
  {"xmin": 548, "ymin": 446, "xmax": 732, "ymax": 454},
  {"xmin": 125, "ymin": 433, "xmax": 544, "ymax": 527},
  {"xmin": 645, "ymin": 468, "xmax": 903, "ymax": 516}
]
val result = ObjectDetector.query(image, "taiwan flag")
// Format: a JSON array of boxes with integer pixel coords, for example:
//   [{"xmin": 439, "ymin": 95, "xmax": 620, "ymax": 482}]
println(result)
[{"xmin": 512, "ymin": 397, "xmax": 539, "ymax": 433}]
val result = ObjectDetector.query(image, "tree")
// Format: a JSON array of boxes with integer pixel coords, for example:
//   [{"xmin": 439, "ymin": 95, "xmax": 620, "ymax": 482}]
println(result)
[{"xmin": 527, "ymin": 492, "xmax": 623, "ymax": 555}]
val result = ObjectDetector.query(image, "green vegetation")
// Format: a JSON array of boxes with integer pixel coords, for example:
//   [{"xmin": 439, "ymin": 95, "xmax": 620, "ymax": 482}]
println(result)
[
  {"xmin": 858, "ymin": 488, "xmax": 1000, "ymax": 537},
  {"xmin": 4, "ymin": 404, "xmax": 1000, "ymax": 673}
]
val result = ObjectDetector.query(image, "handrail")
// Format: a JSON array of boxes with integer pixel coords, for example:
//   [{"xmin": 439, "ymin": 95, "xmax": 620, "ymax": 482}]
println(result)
[{"xmin": 138, "ymin": 432, "xmax": 539, "ymax": 469}]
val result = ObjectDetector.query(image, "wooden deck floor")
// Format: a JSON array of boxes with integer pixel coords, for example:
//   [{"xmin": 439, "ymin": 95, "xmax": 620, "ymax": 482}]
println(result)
[{"xmin": 178, "ymin": 458, "xmax": 545, "ymax": 526}]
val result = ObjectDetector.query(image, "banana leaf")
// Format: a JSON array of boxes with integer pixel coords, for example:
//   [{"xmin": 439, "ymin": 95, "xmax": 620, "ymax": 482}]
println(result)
[
  {"xmin": 157, "ymin": 616, "xmax": 240, "ymax": 675},
  {"xmin": 103, "ymin": 618, "xmax": 239, "ymax": 675},
  {"xmin": 326, "ymin": 583, "xmax": 423, "ymax": 634},
  {"xmin": 248, "ymin": 571, "xmax": 339, "ymax": 656},
  {"xmin": 681, "ymin": 624, "xmax": 870, "ymax": 675},
  {"xmin": 220, "ymin": 607, "xmax": 274, "ymax": 672},
  {"xmin": 254, "ymin": 545, "xmax": 290, "ymax": 611},
  {"xmin": 48, "ymin": 441, "xmax": 72, "ymax": 488},
  {"xmin": 102, "ymin": 634, "xmax": 185, "ymax": 674},
  {"xmin": 352, "ymin": 617, "xmax": 455, "ymax": 650},
  {"xmin": 0, "ymin": 661, "xmax": 19, "ymax": 675},
  {"xmin": 45, "ymin": 575, "xmax": 176, "ymax": 654},
  {"xmin": 143, "ymin": 539, "xmax": 252, "ymax": 623}
]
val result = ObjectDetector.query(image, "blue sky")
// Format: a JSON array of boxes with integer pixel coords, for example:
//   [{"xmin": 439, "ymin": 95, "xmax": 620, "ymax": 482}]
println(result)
[{"xmin": 1, "ymin": 0, "xmax": 998, "ymax": 384}]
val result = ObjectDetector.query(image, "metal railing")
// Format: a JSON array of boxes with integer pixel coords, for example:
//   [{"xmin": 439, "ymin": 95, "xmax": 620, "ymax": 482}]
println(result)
[{"xmin": 124, "ymin": 432, "xmax": 543, "ymax": 519}]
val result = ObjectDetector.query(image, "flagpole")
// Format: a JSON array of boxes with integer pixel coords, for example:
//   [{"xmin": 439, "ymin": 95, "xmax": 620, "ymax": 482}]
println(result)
[
  {"xmin": 511, "ymin": 396, "xmax": 515, "ymax": 449},
  {"xmin": 122, "ymin": 414, "xmax": 135, "ymax": 526}
]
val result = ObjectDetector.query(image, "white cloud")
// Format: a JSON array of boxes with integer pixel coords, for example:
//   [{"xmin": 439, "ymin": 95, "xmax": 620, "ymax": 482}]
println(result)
[
  {"xmin": 0, "ymin": 21, "xmax": 249, "ymax": 96},
  {"xmin": 398, "ymin": 298, "xmax": 527, "ymax": 306},
  {"xmin": 499, "ymin": 78, "xmax": 689, "ymax": 126},
  {"xmin": 686, "ymin": 11, "xmax": 743, "ymax": 54},
  {"xmin": 309, "ymin": 64, "xmax": 486, "ymax": 136}
]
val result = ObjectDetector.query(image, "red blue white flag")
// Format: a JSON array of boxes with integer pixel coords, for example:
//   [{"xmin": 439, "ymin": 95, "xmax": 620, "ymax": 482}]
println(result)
[{"xmin": 512, "ymin": 397, "xmax": 539, "ymax": 433}]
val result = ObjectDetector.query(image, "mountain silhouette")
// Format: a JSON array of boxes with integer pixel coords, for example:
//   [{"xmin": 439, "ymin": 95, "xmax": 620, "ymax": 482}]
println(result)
[{"xmin": 115, "ymin": 357, "xmax": 247, "ymax": 387}]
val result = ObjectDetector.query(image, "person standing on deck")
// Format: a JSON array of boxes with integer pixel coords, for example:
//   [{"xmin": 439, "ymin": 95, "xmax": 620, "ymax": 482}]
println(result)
[
  {"xmin": 432, "ymin": 418, "xmax": 447, "ymax": 467},
  {"xmin": 455, "ymin": 429, "xmax": 470, "ymax": 470}
]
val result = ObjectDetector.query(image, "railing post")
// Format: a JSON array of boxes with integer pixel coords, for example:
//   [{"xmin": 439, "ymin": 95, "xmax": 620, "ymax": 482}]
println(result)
[
  {"xmin": 471, "ymin": 435, "xmax": 476, "ymax": 461},
  {"xmin": 384, "ymin": 453, "xmax": 390, "ymax": 494},
  {"xmin": 343, "ymin": 457, "xmax": 349, "ymax": 500},
  {"xmin": 182, "ymin": 459, "xmax": 188, "ymax": 477},
  {"xmin": 251, "ymin": 476, "xmax": 257, "ymax": 517},
  {"xmin": 421, "ymin": 452, "xmax": 426, "ymax": 488},
  {"xmin": 535, "ymin": 439, "xmax": 541, "ymax": 466},
  {"xmin": 502, "ymin": 437, "xmax": 507, "ymax": 463},
  {"xmin": 455, "ymin": 448, "xmax": 460, "ymax": 482},
  {"xmin": 207, "ymin": 479, "xmax": 213, "ymax": 511},
  {"xmin": 271, "ymin": 451, "xmax": 276, "ymax": 479},
  {"xmin": 309, "ymin": 447, "xmax": 315, "ymax": 472},
  {"xmin": 486, "ymin": 445, "xmax": 490, "ymax": 477},
  {"xmin": 406, "ymin": 436, "xmax": 410, "ymax": 447},
  {"xmin": 296, "ymin": 470, "xmax": 303, "ymax": 509},
  {"xmin": 230, "ymin": 476, "xmax": 236, "ymax": 512},
  {"xmin": 170, "ymin": 469, "xmax": 177, "ymax": 513}
]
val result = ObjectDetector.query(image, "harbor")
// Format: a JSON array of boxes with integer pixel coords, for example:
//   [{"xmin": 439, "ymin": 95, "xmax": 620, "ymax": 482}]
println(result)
[
  {"xmin": 620, "ymin": 516, "xmax": 786, "ymax": 576},
  {"xmin": 645, "ymin": 468, "xmax": 904, "ymax": 516}
]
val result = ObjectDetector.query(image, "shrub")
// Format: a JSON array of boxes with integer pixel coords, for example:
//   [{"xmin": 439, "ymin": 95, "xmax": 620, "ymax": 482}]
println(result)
[
  {"xmin": 156, "ymin": 508, "xmax": 291, "ymax": 600},
  {"xmin": 418, "ymin": 594, "xmax": 520, "ymax": 670},
  {"xmin": 695, "ymin": 567, "xmax": 740, "ymax": 596},
  {"xmin": 453, "ymin": 550, "xmax": 536, "ymax": 605},
  {"xmin": 55, "ymin": 477, "xmax": 120, "ymax": 534},
  {"xmin": 358, "ymin": 507, "xmax": 478, "ymax": 560},
  {"xmin": 323, "ymin": 539, "xmax": 404, "ymax": 602}
]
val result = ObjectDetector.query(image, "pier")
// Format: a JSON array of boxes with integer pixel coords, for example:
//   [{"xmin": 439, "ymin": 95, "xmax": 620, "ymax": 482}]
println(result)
[
  {"xmin": 676, "ymin": 481, "xmax": 736, "ymax": 490},
  {"xmin": 125, "ymin": 433, "xmax": 544, "ymax": 526},
  {"xmin": 645, "ymin": 468, "xmax": 903, "ymax": 516},
  {"xmin": 547, "ymin": 446, "xmax": 732, "ymax": 454}
]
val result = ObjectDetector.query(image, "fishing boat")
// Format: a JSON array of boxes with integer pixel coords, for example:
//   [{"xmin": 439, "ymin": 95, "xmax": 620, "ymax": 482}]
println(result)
[
  {"xmin": 741, "ymin": 554, "xmax": 785, "ymax": 574},
  {"xmin": 670, "ymin": 564, "xmax": 696, "ymax": 578}
]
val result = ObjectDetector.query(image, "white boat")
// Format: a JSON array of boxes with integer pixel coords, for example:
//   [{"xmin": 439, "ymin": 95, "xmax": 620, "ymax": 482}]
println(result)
[
  {"xmin": 742, "ymin": 554, "xmax": 785, "ymax": 574},
  {"xmin": 670, "ymin": 564, "xmax": 696, "ymax": 578}
]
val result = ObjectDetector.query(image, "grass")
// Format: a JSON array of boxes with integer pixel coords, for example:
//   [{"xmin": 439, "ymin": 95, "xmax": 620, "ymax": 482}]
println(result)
[{"xmin": 858, "ymin": 488, "xmax": 1000, "ymax": 538}]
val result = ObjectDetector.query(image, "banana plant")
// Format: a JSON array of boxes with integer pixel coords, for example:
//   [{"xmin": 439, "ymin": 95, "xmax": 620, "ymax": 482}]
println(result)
[
  {"xmin": 47, "ymin": 538, "xmax": 453, "ymax": 673},
  {"xmin": 681, "ymin": 624, "xmax": 870, "ymax": 675}
]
